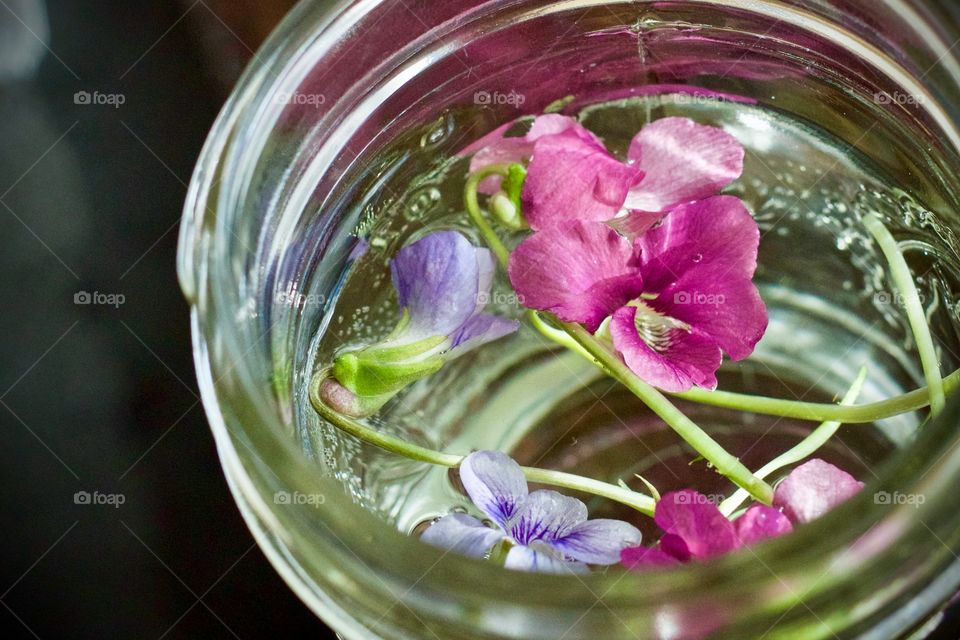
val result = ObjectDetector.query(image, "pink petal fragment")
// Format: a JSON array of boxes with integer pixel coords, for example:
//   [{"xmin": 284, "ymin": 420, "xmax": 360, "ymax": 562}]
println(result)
[
  {"xmin": 734, "ymin": 505, "xmax": 793, "ymax": 545},
  {"xmin": 522, "ymin": 130, "xmax": 643, "ymax": 230},
  {"xmin": 625, "ymin": 117, "xmax": 744, "ymax": 212},
  {"xmin": 654, "ymin": 491, "xmax": 740, "ymax": 559},
  {"xmin": 621, "ymin": 545, "xmax": 683, "ymax": 570},
  {"xmin": 464, "ymin": 115, "xmax": 589, "ymax": 194},
  {"xmin": 508, "ymin": 221, "xmax": 644, "ymax": 331},
  {"xmin": 637, "ymin": 196, "xmax": 767, "ymax": 360},
  {"xmin": 773, "ymin": 459, "xmax": 865, "ymax": 525},
  {"xmin": 609, "ymin": 306, "xmax": 722, "ymax": 392}
]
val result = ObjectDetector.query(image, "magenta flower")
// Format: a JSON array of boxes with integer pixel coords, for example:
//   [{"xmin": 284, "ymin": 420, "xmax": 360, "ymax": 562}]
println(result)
[
  {"xmin": 773, "ymin": 459, "xmax": 865, "ymax": 524},
  {"xmin": 620, "ymin": 489, "xmax": 793, "ymax": 569},
  {"xmin": 421, "ymin": 451, "xmax": 642, "ymax": 573},
  {"xmin": 621, "ymin": 490, "xmax": 792, "ymax": 570},
  {"xmin": 464, "ymin": 114, "xmax": 743, "ymax": 233},
  {"xmin": 509, "ymin": 195, "xmax": 767, "ymax": 392},
  {"xmin": 621, "ymin": 459, "xmax": 864, "ymax": 570}
]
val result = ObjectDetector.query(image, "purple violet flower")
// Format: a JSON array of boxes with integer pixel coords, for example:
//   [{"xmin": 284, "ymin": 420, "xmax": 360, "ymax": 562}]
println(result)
[
  {"xmin": 621, "ymin": 490, "xmax": 792, "ymax": 570},
  {"xmin": 320, "ymin": 231, "xmax": 518, "ymax": 417},
  {"xmin": 421, "ymin": 450, "xmax": 643, "ymax": 573},
  {"xmin": 509, "ymin": 195, "xmax": 768, "ymax": 392},
  {"xmin": 463, "ymin": 114, "xmax": 744, "ymax": 234}
]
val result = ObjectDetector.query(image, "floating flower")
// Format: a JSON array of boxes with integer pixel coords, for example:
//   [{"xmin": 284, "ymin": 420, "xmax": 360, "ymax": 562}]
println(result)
[
  {"xmin": 773, "ymin": 459, "xmax": 865, "ymax": 524},
  {"xmin": 320, "ymin": 231, "xmax": 518, "ymax": 417},
  {"xmin": 464, "ymin": 114, "xmax": 744, "ymax": 234},
  {"xmin": 421, "ymin": 450, "xmax": 643, "ymax": 573},
  {"xmin": 621, "ymin": 490, "xmax": 792, "ymax": 570},
  {"xmin": 509, "ymin": 195, "xmax": 767, "ymax": 392}
]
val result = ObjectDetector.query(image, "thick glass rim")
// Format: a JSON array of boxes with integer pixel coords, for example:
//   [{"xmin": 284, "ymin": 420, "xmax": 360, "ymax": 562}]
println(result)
[{"xmin": 178, "ymin": 0, "xmax": 960, "ymax": 634}]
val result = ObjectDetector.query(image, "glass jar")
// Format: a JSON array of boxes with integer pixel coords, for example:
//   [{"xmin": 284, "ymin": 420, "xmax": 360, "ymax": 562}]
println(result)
[{"xmin": 177, "ymin": 1, "xmax": 960, "ymax": 638}]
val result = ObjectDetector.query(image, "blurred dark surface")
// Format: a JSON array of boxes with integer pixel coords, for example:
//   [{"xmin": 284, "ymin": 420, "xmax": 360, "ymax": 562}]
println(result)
[
  {"xmin": 0, "ymin": 0, "xmax": 329, "ymax": 638},
  {"xmin": 2, "ymin": 1, "xmax": 960, "ymax": 639}
]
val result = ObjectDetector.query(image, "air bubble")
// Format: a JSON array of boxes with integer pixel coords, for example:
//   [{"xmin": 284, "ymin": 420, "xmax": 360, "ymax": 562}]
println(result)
[{"xmin": 404, "ymin": 187, "xmax": 441, "ymax": 221}]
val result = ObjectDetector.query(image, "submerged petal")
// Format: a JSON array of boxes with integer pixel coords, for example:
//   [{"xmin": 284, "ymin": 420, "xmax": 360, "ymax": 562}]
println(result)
[
  {"xmin": 390, "ymin": 231, "xmax": 487, "ymax": 341},
  {"xmin": 508, "ymin": 221, "xmax": 644, "ymax": 331},
  {"xmin": 508, "ymin": 490, "xmax": 588, "ymax": 546},
  {"xmin": 654, "ymin": 491, "xmax": 740, "ymax": 559},
  {"xmin": 450, "ymin": 314, "xmax": 520, "ymax": 356},
  {"xmin": 551, "ymin": 519, "xmax": 643, "ymax": 565},
  {"xmin": 459, "ymin": 450, "xmax": 529, "ymax": 528},
  {"xmin": 504, "ymin": 546, "xmax": 589, "ymax": 574},
  {"xmin": 420, "ymin": 513, "xmax": 505, "ymax": 558},
  {"xmin": 625, "ymin": 117, "xmax": 744, "ymax": 212},
  {"xmin": 610, "ymin": 306, "xmax": 722, "ymax": 392},
  {"xmin": 621, "ymin": 544, "xmax": 683, "ymax": 570},
  {"xmin": 464, "ymin": 115, "xmax": 589, "ymax": 193},
  {"xmin": 637, "ymin": 196, "xmax": 767, "ymax": 360},
  {"xmin": 522, "ymin": 130, "xmax": 643, "ymax": 230},
  {"xmin": 734, "ymin": 505, "xmax": 793, "ymax": 545},
  {"xmin": 773, "ymin": 459, "xmax": 865, "ymax": 524}
]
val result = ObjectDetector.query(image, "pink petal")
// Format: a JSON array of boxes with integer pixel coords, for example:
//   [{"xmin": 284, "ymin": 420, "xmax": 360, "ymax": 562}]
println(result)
[
  {"xmin": 625, "ymin": 117, "xmax": 744, "ymax": 212},
  {"xmin": 508, "ymin": 221, "xmax": 644, "ymax": 332},
  {"xmin": 774, "ymin": 459, "xmax": 865, "ymax": 524},
  {"xmin": 522, "ymin": 130, "xmax": 643, "ymax": 230},
  {"xmin": 734, "ymin": 505, "xmax": 793, "ymax": 545},
  {"xmin": 637, "ymin": 196, "xmax": 767, "ymax": 360},
  {"xmin": 463, "ymin": 115, "xmax": 589, "ymax": 194},
  {"xmin": 610, "ymin": 306, "xmax": 722, "ymax": 392},
  {"xmin": 654, "ymin": 491, "xmax": 740, "ymax": 559},
  {"xmin": 621, "ymin": 545, "xmax": 683, "ymax": 570}
]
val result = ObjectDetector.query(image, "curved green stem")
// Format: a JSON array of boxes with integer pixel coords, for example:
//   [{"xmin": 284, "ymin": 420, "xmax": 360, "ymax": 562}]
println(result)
[
  {"xmin": 863, "ymin": 214, "xmax": 945, "ymax": 416},
  {"xmin": 560, "ymin": 322, "xmax": 774, "ymax": 504},
  {"xmin": 309, "ymin": 374, "xmax": 656, "ymax": 516},
  {"xmin": 531, "ymin": 304, "xmax": 958, "ymax": 424},
  {"xmin": 718, "ymin": 367, "xmax": 868, "ymax": 516},
  {"xmin": 464, "ymin": 164, "xmax": 513, "ymax": 266}
]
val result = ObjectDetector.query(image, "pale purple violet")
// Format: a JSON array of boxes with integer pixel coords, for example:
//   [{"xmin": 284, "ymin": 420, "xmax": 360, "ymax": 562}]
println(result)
[{"xmin": 421, "ymin": 450, "xmax": 643, "ymax": 573}]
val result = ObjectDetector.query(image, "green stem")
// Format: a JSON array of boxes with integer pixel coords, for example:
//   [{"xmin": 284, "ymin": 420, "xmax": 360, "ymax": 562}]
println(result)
[
  {"xmin": 464, "ymin": 164, "xmax": 513, "ymax": 266},
  {"xmin": 531, "ymin": 304, "xmax": 958, "ymax": 423},
  {"xmin": 309, "ymin": 374, "xmax": 656, "ymax": 516},
  {"xmin": 718, "ymin": 367, "xmax": 868, "ymax": 516},
  {"xmin": 562, "ymin": 322, "xmax": 774, "ymax": 505},
  {"xmin": 863, "ymin": 214, "xmax": 945, "ymax": 416}
]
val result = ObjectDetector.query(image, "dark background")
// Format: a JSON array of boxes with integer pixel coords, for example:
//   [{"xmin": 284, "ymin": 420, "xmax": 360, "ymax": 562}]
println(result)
[{"xmin": 1, "ymin": 1, "xmax": 958, "ymax": 639}]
